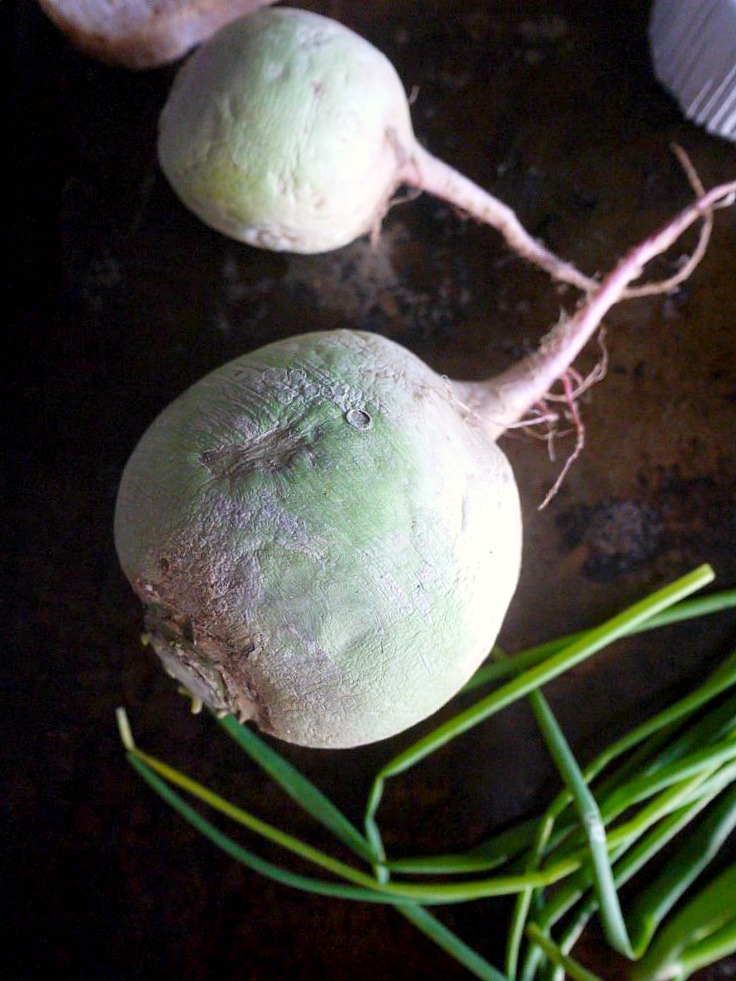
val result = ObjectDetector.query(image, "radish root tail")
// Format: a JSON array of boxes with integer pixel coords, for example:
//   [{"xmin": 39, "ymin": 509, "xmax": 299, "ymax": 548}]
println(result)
[
  {"xmin": 468, "ymin": 175, "xmax": 736, "ymax": 450},
  {"xmin": 395, "ymin": 139, "xmax": 721, "ymax": 303},
  {"xmin": 622, "ymin": 145, "xmax": 712, "ymax": 300}
]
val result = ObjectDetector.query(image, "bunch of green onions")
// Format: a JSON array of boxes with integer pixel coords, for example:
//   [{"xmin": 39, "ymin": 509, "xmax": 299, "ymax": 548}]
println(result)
[{"xmin": 118, "ymin": 565, "xmax": 736, "ymax": 981}]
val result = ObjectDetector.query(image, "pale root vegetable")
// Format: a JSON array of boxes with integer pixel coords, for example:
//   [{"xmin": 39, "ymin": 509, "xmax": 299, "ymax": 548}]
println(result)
[
  {"xmin": 116, "ymin": 332, "xmax": 523, "ymax": 748},
  {"xmin": 157, "ymin": 7, "xmax": 598, "ymax": 292},
  {"xmin": 114, "ymin": 181, "xmax": 736, "ymax": 748},
  {"xmin": 36, "ymin": 0, "xmax": 278, "ymax": 69}
]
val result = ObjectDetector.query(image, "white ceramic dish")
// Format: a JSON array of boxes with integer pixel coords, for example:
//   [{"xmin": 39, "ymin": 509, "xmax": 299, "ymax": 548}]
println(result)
[{"xmin": 649, "ymin": 0, "xmax": 736, "ymax": 142}]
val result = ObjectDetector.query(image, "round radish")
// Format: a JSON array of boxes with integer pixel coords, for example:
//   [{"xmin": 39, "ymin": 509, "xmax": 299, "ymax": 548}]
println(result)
[
  {"xmin": 115, "ymin": 331, "xmax": 523, "ymax": 748},
  {"xmin": 114, "ymin": 182, "xmax": 735, "ymax": 748},
  {"xmin": 157, "ymin": 7, "xmax": 598, "ymax": 291}
]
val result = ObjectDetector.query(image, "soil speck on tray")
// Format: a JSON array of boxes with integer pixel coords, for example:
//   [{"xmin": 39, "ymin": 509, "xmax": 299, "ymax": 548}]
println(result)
[
  {"xmin": 557, "ymin": 499, "xmax": 664, "ymax": 582},
  {"xmin": 557, "ymin": 467, "xmax": 736, "ymax": 583}
]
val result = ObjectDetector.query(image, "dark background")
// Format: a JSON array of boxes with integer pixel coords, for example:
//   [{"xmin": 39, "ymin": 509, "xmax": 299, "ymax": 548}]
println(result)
[{"xmin": 7, "ymin": 1, "xmax": 736, "ymax": 978}]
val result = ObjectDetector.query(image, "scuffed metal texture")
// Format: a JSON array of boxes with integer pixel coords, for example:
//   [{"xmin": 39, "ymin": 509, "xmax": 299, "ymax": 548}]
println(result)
[{"xmin": 7, "ymin": 0, "xmax": 736, "ymax": 978}]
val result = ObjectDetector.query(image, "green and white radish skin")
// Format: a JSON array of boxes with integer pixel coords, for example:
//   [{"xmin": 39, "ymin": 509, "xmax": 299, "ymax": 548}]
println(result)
[
  {"xmin": 157, "ymin": 7, "xmax": 598, "ymax": 291},
  {"xmin": 115, "ymin": 333, "xmax": 521, "ymax": 747},
  {"xmin": 116, "ymin": 168, "xmax": 736, "ymax": 748},
  {"xmin": 158, "ymin": 8, "xmax": 413, "ymax": 255}
]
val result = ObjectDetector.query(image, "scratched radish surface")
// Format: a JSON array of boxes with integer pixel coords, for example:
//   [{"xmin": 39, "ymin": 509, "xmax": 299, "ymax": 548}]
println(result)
[{"xmin": 7, "ymin": 0, "xmax": 736, "ymax": 978}]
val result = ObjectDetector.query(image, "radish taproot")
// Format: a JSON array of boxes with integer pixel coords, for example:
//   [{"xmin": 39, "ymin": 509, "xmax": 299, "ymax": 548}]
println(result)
[
  {"xmin": 114, "ymin": 180, "xmax": 736, "ymax": 749},
  {"xmin": 157, "ymin": 7, "xmax": 597, "ymax": 291}
]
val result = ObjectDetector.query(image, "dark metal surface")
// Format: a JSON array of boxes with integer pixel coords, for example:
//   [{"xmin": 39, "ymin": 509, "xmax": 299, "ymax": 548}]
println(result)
[{"xmin": 7, "ymin": 0, "xmax": 736, "ymax": 978}]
